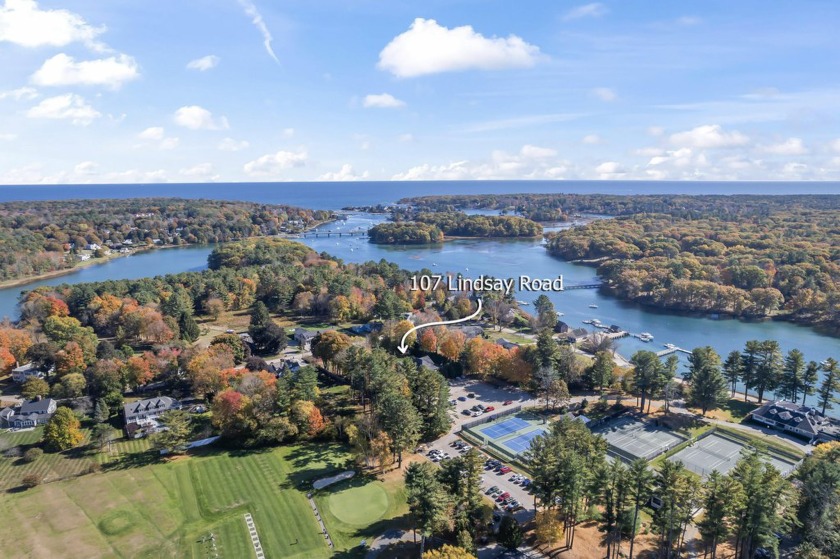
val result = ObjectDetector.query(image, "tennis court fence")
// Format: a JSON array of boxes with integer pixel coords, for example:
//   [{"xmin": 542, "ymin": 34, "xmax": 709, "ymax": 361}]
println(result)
[{"xmin": 458, "ymin": 405, "xmax": 522, "ymax": 433}]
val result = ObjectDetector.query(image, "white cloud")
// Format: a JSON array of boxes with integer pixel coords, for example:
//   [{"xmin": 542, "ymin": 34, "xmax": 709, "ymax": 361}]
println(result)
[
  {"xmin": 138, "ymin": 127, "xmax": 165, "ymax": 141},
  {"xmin": 244, "ymin": 149, "xmax": 307, "ymax": 177},
  {"xmin": 634, "ymin": 147, "xmax": 664, "ymax": 157},
  {"xmin": 398, "ymin": 133, "xmax": 414, "ymax": 143},
  {"xmin": 378, "ymin": 18, "xmax": 541, "ymax": 78},
  {"xmin": 460, "ymin": 113, "xmax": 583, "ymax": 133},
  {"xmin": 218, "ymin": 137, "xmax": 250, "ymax": 151},
  {"xmin": 0, "ymin": 133, "xmax": 16, "ymax": 141},
  {"xmin": 647, "ymin": 126, "xmax": 665, "ymax": 136},
  {"xmin": 318, "ymin": 164, "xmax": 369, "ymax": 181},
  {"xmin": 137, "ymin": 126, "xmax": 178, "ymax": 149},
  {"xmin": 74, "ymin": 161, "xmax": 98, "ymax": 175},
  {"xmin": 363, "ymin": 93, "xmax": 406, "ymax": 109},
  {"xmin": 31, "ymin": 53, "xmax": 139, "ymax": 89},
  {"xmin": 236, "ymin": 0, "xmax": 279, "ymax": 63},
  {"xmin": 582, "ymin": 134, "xmax": 602, "ymax": 145},
  {"xmin": 159, "ymin": 137, "xmax": 179, "ymax": 150},
  {"xmin": 520, "ymin": 145, "xmax": 556, "ymax": 158},
  {"xmin": 595, "ymin": 161, "xmax": 625, "ymax": 178},
  {"xmin": 0, "ymin": 0, "xmax": 104, "ymax": 49},
  {"xmin": 0, "ymin": 86, "xmax": 38, "ymax": 101},
  {"xmin": 670, "ymin": 124, "xmax": 750, "ymax": 148},
  {"xmin": 592, "ymin": 87, "xmax": 617, "ymax": 102},
  {"xmin": 759, "ymin": 138, "xmax": 808, "ymax": 155},
  {"xmin": 186, "ymin": 55, "xmax": 220, "ymax": 71},
  {"xmin": 283, "ymin": 128, "xmax": 295, "ymax": 138},
  {"xmin": 173, "ymin": 105, "xmax": 229, "ymax": 130},
  {"xmin": 180, "ymin": 163, "xmax": 219, "ymax": 181},
  {"xmin": 563, "ymin": 3, "xmax": 608, "ymax": 21},
  {"xmin": 26, "ymin": 93, "xmax": 100, "ymax": 125}
]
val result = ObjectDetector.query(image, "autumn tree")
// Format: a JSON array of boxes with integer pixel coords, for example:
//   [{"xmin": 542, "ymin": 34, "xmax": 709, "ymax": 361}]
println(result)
[
  {"xmin": 21, "ymin": 377, "xmax": 50, "ymax": 400},
  {"xmin": 311, "ymin": 330, "xmax": 352, "ymax": 371},
  {"xmin": 43, "ymin": 407, "xmax": 84, "ymax": 452}
]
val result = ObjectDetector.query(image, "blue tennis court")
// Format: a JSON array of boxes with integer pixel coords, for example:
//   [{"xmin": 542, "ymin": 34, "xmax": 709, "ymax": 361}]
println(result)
[
  {"xmin": 479, "ymin": 417, "xmax": 532, "ymax": 440},
  {"xmin": 502, "ymin": 427, "xmax": 548, "ymax": 454}
]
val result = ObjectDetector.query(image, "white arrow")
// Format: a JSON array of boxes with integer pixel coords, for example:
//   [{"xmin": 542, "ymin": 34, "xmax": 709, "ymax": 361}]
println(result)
[{"xmin": 398, "ymin": 298, "xmax": 483, "ymax": 354}]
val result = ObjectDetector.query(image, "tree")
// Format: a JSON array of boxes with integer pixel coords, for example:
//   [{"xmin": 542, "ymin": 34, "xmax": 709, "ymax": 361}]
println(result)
[
  {"xmin": 26, "ymin": 341, "xmax": 58, "ymax": 376},
  {"xmin": 21, "ymin": 377, "xmax": 50, "ymax": 400},
  {"xmin": 802, "ymin": 361, "xmax": 821, "ymax": 406},
  {"xmin": 627, "ymin": 458, "xmax": 654, "ymax": 559},
  {"xmin": 817, "ymin": 358, "xmax": 840, "ymax": 415},
  {"xmin": 378, "ymin": 390, "xmax": 422, "ymax": 467},
  {"xmin": 203, "ymin": 297, "xmax": 225, "ymax": 320},
  {"xmin": 796, "ymin": 442, "xmax": 840, "ymax": 558},
  {"xmin": 55, "ymin": 373, "xmax": 86, "ymax": 399},
  {"xmin": 405, "ymin": 462, "xmax": 451, "ymax": 553},
  {"xmin": 311, "ymin": 330, "xmax": 352, "ymax": 370},
  {"xmin": 290, "ymin": 400, "xmax": 325, "ymax": 437},
  {"xmin": 150, "ymin": 410, "xmax": 192, "ymax": 454},
  {"xmin": 90, "ymin": 422, "xmax": 113, "ymax": 450},
  {"xmin": 587, "ymin": 350, "xmax": 614, "ymax": 391},
  {"xmin": 653, "ymin": 460, "xmax": 699, "ymax": 559},
  {"xmin": 779, "ymin": 349, "xmax": 806, "ymax": 402},
  {"xmin": 723, "ymin": 350, "xmax": 743, "ymax": 397},
  {"xmin": 43, "ymin": 407, "xmax": 84, "ymax": 452},
  {"xmin": 291, "ymin": 366, "xmax": 319, "ymax": 402},
  {"xmin": 422, "ymin": 545, "xmax": 475, "ymax": 559},
  {"xmin": 535, "ymin": 510, "xmax": 564, "ymax": 547},
  {"xmin": 687, "ymin": 346, "xmax": 728, "ymax": 415},
  {"xmin": 534, "ymin": 294, "xmax": 557, "ymax": 331},
  {"xmin": 631, "ymin": 350, "xmax": 664, "ymax": 414},
  {"xmin": 94, "ymin": 399, "xmax": 110, "ymax": 423},
  {"xmin": 249, "ymin": 307, "xmax": 287, "ymax": 355},
  {"xmin": 210, "ymin": 333, "xmax": 249, "ymax": 364},
  {"xmin": 698, "ymin": 470, "xmax": 741, "ymax": 559},
  {"xmin": 497, "ymin": 516, "xmax": 523, "ymax": 551},
  {"xmin": 23, "ymin": 447, "xmax": 43, "ymax": 463}
]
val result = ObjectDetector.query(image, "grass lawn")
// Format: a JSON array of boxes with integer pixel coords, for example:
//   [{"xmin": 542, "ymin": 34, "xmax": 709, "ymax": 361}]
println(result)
[
  {"xmin": 0, "ymin": 443, "xmax": 406, "ymax": 559},
  {"xmin": 688, "ymin": 398, "xmax": 758, "ymax": 424}
]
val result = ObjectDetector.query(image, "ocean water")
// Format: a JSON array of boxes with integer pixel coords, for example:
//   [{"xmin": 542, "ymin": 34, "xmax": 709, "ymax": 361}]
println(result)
[{"xmin": 0, "ymin": 180, "xmax": 838, "ymax": 209}]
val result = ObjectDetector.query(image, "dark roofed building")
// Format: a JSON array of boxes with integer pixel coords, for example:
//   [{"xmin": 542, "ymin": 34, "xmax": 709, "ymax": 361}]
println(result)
[
  {"xmin": 455, "ymin": 325, "xmax": 484, "ymax": 340},
  {"xmin": 750, "ymin": 400, "xmax": 840, "ymax": 443},
  {"xmin": 496, "ymin": 338, "xmax": 520, "ymax": 350},
  {"xmin": 0, "ymin": 397, "xmax": 57, "ymax": 428},
  {"xmin": 294, "ymin": 328, "xmax": 320, "ymax": 351},
  {"xmin": 554, "ymin": 321, "xmax": 570, "ymax": 334},
  {"xmin": 415, "ymin": 355, "xmax": 440, "ymax": 372},
  {"xmin": 568, "ymin": 328, "xmax": 589, "ymax": 343},
  {"xmin": 123, "ymin": 396, "xmax": 181, "ymax": 438}
]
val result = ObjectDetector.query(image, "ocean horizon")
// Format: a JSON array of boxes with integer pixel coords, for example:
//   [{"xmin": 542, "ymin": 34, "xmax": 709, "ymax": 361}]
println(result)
[{"xmin": 1, "ymin": 180, "xmax": 839, "ymax": 210}]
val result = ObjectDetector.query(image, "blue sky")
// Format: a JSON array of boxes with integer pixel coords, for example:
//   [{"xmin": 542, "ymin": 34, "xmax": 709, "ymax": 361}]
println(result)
[{"xmin": 1, "ymin": 0, "xmax": 840, "ymax": 183}]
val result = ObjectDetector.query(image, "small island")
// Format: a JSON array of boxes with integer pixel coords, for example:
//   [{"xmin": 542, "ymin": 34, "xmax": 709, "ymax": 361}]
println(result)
[{"xmin": 369, "ymin": 212, "xmax": 542, "ymax": 244}]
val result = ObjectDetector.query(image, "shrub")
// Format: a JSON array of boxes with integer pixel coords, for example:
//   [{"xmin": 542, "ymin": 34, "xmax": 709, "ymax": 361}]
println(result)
[
  {"xmin": 22, "ymin": 448, "xmax": 43, "ymax": 463},
  {"xmin": 21, "ymin": 473, "xmax": 43, "ymax": 488}
]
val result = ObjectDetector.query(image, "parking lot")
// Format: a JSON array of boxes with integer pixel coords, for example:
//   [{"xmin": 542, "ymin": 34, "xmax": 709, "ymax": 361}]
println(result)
[{"xmin": 447, "ymin": 378, "xmax": 539, "ymax": 429}]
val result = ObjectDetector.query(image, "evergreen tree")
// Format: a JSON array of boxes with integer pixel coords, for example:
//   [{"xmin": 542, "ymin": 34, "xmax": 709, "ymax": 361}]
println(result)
[
  {"xmin": 378, "ymin": 390, "xmax": 422, "ymax": 467},
  {"xmin": 630, "ymin": 350, "xmax": 664, "ymax": 414},
  {"xmin": 741, "ymin": 340, "xmax": 761, "ymax": 401},
  {"xmin": 753, "ymin": 340, "xmax": 783, "ymax": 403},
  {"xmin": 150, "ymin": 410, "xmax": 192, "ymax": 454},
  {"xmin": 817, "ymin": 358, "xmax": 840, "ymax": 415},
  {"xmin": 796, "ymin": 442, "xmax": 840, "ymax": 558},
  {"xmin": 405, "ymin": 462, "xmax": 451, "ymax": 554},
  {"xmin": 698, "ymin": 471, "xmax": 741, "ymax": 559},
  {"xmin": 780, "ymin": 349, "xmax": 805, "ymax": 402},
  {"xmin": 533, "ymin": 294, "xmax": 557, "ymax": 331},
  {"xmin": 497, "ymin": 516, "xmax": 523, "ymax": 551},
  {"xmin": 94, "ymin": 399, "xmax": 110, "ymax": 423},
  {"xmin": 587, "ymin": 350, "xmax": 614, "ymax": 391},
  {"xmin": 802, "ymin": 361, "xmax": 821, "ymax": 406},
  {"xmin": 723, "ymin": 350, "xmax": 743, "ymax": 397},
  {"xmin": 179, "ymin": 313, "xmax": 200, "ymax": 342},
  {"xmin": 687, "ymin": 346, "xmax": 728, "ymax": 415},
  {"xmin": 627, "ymin": 458, "xmax": 654, "ymax": 559}
]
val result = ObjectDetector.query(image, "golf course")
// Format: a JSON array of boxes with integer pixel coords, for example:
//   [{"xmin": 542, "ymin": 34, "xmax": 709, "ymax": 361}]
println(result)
[{"xmin": 0, "ymin": 442, "xmax": 407, "ymax": 558}]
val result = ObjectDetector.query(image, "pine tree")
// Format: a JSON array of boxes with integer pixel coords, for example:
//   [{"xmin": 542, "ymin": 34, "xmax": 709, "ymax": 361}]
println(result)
[
  {"xmin": 741, "ymin": 340, "xmax": 761, "ymax": 401},
  {"xmin": 497, "ymin": 516, "xmax": 523, "ymax": 551},
  {"xmin": 94, "ymin": 399, "xmax": 110, "ymax": 423},
  {"xmin": 816, "ymin": 358, "xmax": 840, "ymax": 415},
  {"xmin": 698, "ymin": 471, "xmax": 741, "ymax": 559},
  {"xmin": 723, "ymin": 350, "xmax": 743, "ymax": 397},
  {"xmin": 405, "ymin": 462, "xmax": 451, "ymax": 554},
  {"xmin": 687, "ymin": 347, "xmax": 728, "ymax": 415},
  {"xmin": 780, "ymin": 349, "xmax": 805, "ymax": 402},
  {"xmin": 627, "ymin": 458, "xmax": 654, "ymax": 559},
  {"xmin": 802, "ymin": 361, "xmax": 820, "ymax": 406}
]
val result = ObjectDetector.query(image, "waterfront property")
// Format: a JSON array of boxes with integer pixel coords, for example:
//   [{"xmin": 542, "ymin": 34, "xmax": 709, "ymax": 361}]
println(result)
[
  {"xmin": 749, "ymin": 400, "xmax": 840, "ymax": 444},
  {"xmin": 0, "ymin": 397, "xmax": 57, "ymax": 428},
  {"xmin": 591, "ymin": 414, "xmax": 686, "ymax": 462},
  {"xmin": 123, "ymin": 396, "xmax": 181, "ymax": 438}
]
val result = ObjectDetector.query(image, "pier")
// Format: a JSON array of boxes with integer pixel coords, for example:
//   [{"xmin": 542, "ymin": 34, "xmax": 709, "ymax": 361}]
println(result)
[
  {"xmin": 299, "ymin": 229, "xmax": 370, "ymax": 238},
  {"xmin": 656, "ymin": 346, "xmax": 692, "ymax": 357},
  {"xmin": 563, "ymin": 282, "xmax": 603, "ymax": 290}
]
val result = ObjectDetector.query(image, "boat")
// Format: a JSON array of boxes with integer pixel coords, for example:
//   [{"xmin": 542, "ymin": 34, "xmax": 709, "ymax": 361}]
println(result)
[
  {"xmin": 516, "ymin": 300, "xmax": 530, "ymax": 306},
  {"xmin": 664, "ymin": 343, "xmax": 676, "ymax": 349},
  {"xmin": 556, "ymin": 312, "xmax": 564, "ymax": 317},
  {"xmin": 588, "ymin": 304, "xmax": 598, "ymax": 309},
  {"xmin": 638, "ymin": 332, "xmax": 654, "ymax": 342}
]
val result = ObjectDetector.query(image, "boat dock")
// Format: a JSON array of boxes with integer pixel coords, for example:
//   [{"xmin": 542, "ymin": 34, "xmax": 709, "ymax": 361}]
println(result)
[{"xmin": 656, "ymin": 346, "xmax": 692, "ymax": 357}]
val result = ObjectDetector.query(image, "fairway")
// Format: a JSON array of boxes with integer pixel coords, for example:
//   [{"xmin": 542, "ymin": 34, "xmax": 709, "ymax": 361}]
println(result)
[
  {"xmin": 327, "ymin": 482, "xmax": 389, "ymax": 526},
  {"xmin": 0, "ymin": 443, "xmax": 406, "ymax": 559}
]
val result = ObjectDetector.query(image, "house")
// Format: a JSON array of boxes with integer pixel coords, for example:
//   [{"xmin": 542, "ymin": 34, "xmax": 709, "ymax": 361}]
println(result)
[
  {"xmin": 0, "ymin": 397, "xmax": 57, "ymax": 428},
  {"xmin": 750, "ymin": 400, "xmax": 840, "ymax": 443},
  {"xmin": 455, "ymin": 325, "xmax": 484, "ymax": 340},
  {"xmin": 349, "ymin": 322, "xmax": 383, "ymax": 336},
  {"xmin": 567, "ymin": 328, "xmax": 589, "ymax": 343},
  {"xmin": 293, "ymin": 328, "xmax": 320, "ymax": 351},
  {"xmin": 78, "ymin": 254, "xmax": 91, "ymax": 261},
  {"xmin": 123, "ymin": 396, "xmax": 181, "ymax": 438},
  {"xmin": 238, "ymin": 333, "xmax": 255, "ymax": 347},
  {"xmin": 11, "ymin": 362, "xmax": 45, "ymax": 383},
  {"xmin": 496, "ymin": 338, "xmax": 520, "ymax": 350},
  {"xmin": 87, "ymin": 243, "xmax": 101, "ymax": 250},
  {"xmin": 414, "ymin": 355, "xmax": 440, "ymax": 372},
  {"xmin": 554, "ymin": 321, "xmax": 570, "ymax": 334}
]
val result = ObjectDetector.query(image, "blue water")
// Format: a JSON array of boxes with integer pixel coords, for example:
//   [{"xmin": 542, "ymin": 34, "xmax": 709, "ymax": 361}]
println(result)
[{"xmin": 1, "ymin": 180, "xmax": 839, "ymax": 209}]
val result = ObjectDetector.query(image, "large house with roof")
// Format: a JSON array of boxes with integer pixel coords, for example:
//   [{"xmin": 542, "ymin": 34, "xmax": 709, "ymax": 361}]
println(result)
[
  {"xmin": 0, "ymin": 397, "xmax": 57, "ymax": 428},
  {"xmin": 123, "ymin": 396, "xmax": 181, "ymax": 438},
  {"xmin": 10, "ymin": 362, "xmax": 45, "ymax": 383},
  {"xmin": 749, "ymin": 400, "xmax": 840, "ymax": 444}
]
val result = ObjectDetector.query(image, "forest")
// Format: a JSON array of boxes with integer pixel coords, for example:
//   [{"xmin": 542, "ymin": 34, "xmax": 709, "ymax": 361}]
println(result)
[
  {"xmin": 0, "ymin": 198, "xmax": 329, "ymax": 282},
  {"xmin": 545, "ymin": 209, "xmax": 840, "ymax": 329},
  {"xmin": 368, "ymin": 222, "xmax": 445, "ymax": 244},
  {"xmin": 399, "ymin": 193, "xmax": 840, "ymax": 221}
]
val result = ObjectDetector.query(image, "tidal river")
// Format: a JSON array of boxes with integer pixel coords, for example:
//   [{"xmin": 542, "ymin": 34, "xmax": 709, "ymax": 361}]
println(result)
[{"xmin": 1, "ymin": 212, "xmax": 838, "ymax": 405}]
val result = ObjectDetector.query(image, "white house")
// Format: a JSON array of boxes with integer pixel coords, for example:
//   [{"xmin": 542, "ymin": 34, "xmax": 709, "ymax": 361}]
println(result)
[
  {"xmin": 11, "ymin": 363, "xmax": 45, "ymax": 383},
  {"xmin": 0, "ymin": 398, "xmax": 57, "ymax": 428}
]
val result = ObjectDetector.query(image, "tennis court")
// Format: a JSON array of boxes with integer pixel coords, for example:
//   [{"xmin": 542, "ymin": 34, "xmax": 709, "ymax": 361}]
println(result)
[
  {"xmin": 668, "ymin": 432, "xmax": 798, "ymax": 478},
  {"xmin": 479, "ymin": 417, "xmax": 532, "ymax": 440},
  {"xmin": 501, "ymin": 427, "xmax": 549, "ymax": 454},
  {"xmin": 591, "ymin": 415, "xmax": 686, "ymax": 461}
]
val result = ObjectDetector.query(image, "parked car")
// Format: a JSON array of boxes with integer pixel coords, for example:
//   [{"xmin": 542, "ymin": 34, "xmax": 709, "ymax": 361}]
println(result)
[
  {"xmin": 486, "ymin": 486, "xmax": 499, "ymax": 495},
  {"xmin": 499, "ymin": 466, "xmax": 512, "ymax": 474},
  {"xmin": 484, "ymin": 406, "xmax": 495, "ymax": 412},
  {"xmin": 471, "ymin": 411, "xmax": 481, "ymax": 417},
  {"xmin": 462, "ymin": 409, "xmax": 472, "ymax": 416},
  {"xmin": 476, "ymin": 404, "xmax": 486, "ymax": 410},
  {"xmin": 503, "ymin": 400, "xmax": 513, "ymax": 405},
  {"xmin": 458, "ymin": 396, "xmax": 468, "ymax": 401},
  {"xmin": 496, "ymin": 492, "xmax": 510, "ymax": 502},
  {"xmin": 467, "ymin": 393, "xmax": 476, "ymax": 398}
]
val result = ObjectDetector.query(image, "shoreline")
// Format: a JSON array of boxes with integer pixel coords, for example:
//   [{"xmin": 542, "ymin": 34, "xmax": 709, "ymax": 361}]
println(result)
[{"xmin": 0, "ymin": 218, "xmax": 335, "ymax": 291}]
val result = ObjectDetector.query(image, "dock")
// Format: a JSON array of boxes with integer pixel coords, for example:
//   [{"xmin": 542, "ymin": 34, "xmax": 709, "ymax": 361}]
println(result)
[
  {"xmin": 298, "ymin": 229, "xmax": 370, "ymax": 238},
  {"xmin": 563, "ymin": 282, "xmax": 603, "ymax": 290},
  {"xmin": 656, "ymin": 346, "xmax": 692, "ymax": 357}
]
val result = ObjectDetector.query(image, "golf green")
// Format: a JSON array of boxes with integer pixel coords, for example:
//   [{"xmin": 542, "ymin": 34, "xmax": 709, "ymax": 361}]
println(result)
[{"xmin": 327, "ymin": 482, "xmax": 389, "ymax": 526}]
